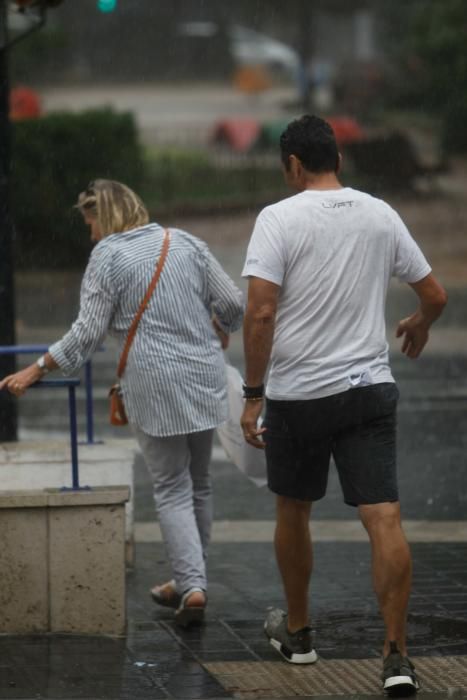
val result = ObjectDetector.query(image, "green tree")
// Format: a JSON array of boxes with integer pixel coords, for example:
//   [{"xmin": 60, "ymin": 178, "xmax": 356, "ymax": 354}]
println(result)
[
  {"xmin": 381, "ymin": 0, "xmax": 467, "ymax": 152},
  {"xmin": 412, "ymin": 0, "xmax": 467, "ymax": 151}
]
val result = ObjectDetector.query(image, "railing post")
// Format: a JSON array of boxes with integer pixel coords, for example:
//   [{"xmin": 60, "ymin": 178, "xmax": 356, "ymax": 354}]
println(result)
[
  {"xmin": 0, "ymin": 345, "xmax": 104, "ymax": 446},
  {"xmin": 84, "ymin": 360, "xmax": 94, "ymax": 445},
  {"xmin": 0, "ymin": 12, "xmax": 17, "ymax": 442},
  {"xmin": 68, "ymin": 384, "xmax": 79, "ymax": 489},
  {"xmin": 26, "ymin": 377, "xmax": 89, "ymax": 491}
]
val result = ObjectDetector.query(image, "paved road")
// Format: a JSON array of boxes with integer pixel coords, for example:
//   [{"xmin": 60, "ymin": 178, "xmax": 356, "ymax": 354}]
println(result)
[
  {"xmin": 9, "ymin": 191, "xmax": 467, "ymax": 698},
  {"xmin": 40, "ymin": 83, "xmax": 297, "ymax": 145},
  {"xmin": 11, "ymin": 227, "xmax": 467, "ymax": 698}
]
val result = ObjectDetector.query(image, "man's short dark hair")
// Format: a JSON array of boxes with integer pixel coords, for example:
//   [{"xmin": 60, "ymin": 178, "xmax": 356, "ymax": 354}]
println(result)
[{"xmin": 280, "ymin": 115, "xmax": 339, "ymax": 174}]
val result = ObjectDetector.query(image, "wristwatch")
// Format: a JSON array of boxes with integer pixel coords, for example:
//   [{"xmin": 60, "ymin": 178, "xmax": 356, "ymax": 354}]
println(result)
[{"xmin": 36, "ymin": 355, "xmax": 50, "ymax": 374}]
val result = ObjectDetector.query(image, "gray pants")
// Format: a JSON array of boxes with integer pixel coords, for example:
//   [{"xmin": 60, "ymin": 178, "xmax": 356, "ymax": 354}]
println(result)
[{"xmin": 135, "ymin": 427, "xmax": 214, "ymax": 594}]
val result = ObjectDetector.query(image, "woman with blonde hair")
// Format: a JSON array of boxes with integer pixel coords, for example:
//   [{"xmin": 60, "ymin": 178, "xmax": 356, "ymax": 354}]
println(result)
[{"xmin": 0, "ymin": 178, "xmax": 244, "ymax": 626}]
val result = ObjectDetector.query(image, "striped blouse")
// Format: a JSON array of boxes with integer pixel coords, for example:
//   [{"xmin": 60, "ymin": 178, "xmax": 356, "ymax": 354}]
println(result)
[{"xmin": 49, "ymin": 224, "xmax": 244, "ymax": 436}]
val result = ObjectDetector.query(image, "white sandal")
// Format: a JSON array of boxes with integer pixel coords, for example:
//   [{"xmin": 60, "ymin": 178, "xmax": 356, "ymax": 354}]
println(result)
[
  {"xmin": 174, "ymin": 587, "xmax": 206, "ymax": 628},
  {"xmin": 150, "ymin": 579, "xmax": 181, "ymax": 609}
]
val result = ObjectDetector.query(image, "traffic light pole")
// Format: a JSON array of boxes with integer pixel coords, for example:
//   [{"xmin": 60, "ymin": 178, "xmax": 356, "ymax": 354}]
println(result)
[
  {"xmin": 298, "ymin": 0, "xmax": 313, "ymax": 111},
  {"xmin": 0, "ymin": 0, "xmax": 18, "ymax": 441}
]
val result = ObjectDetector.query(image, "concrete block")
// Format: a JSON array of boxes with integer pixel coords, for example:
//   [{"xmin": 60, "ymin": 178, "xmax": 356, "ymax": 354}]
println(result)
[
  {"xmin": 0, "ymin": 507, "xmax": 48, "ymax": 633},
  {"xmin": 46, "ymin": 485, "xmax": 130, "ymax": 508},
  {"xmin": 49, "ymin": 500, "xmax": 126, "ymax": 635},
  {"xmin": 0, "ymin": 486, "xmax": 129, "ymax": 635},
  {"xmin": 0, "ymin": 439, "xmax": 136, "ymax": 563},
  {"xmin": 0, "ymin": 490, "xmax": 48, "ymax": 508}
]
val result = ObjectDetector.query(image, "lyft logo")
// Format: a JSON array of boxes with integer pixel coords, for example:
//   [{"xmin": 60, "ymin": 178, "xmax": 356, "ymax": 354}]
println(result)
[{"xmin": 322, "ymin": 201, "xmax": 355, "ymax": 209}]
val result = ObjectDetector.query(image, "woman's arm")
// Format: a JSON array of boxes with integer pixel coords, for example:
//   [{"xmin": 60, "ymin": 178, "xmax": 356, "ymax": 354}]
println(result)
[
  {"xmin": 0, "ymin": 244, "xmax": 117, "ymax": 396},
  {"xmin": 48, "ymin": 244, "xmax": 116, "ymax": 374},
  {"xmin": 204, "ymin": 247, "xmax": 244, "ymax": 334}
]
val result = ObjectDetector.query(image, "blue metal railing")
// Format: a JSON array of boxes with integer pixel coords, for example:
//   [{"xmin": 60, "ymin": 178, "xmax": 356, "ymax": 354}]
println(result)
[
  {"xmin": 0, "ymin": 344, "xmax": 100, "ymax": 445},
  {"xmin": 29, "ymin": 378, "xmax": 89, "ymax": 490}
]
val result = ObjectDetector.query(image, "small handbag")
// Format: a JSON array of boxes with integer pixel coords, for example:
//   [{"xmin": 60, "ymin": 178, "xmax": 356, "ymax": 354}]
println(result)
[
  {"xmin": 109, "ymin": 383, "xmax": 127, "ymax": 426},
  {"xmin": 109, "ymin": 229, "xmax": 170, "ymax": 426}
]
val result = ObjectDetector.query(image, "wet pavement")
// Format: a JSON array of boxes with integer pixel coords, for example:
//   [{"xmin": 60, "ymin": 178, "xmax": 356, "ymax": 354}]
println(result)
[
  {"xmin": 2, "ymin": 474, "xmax": 467, "ymax": 699},
  {"xmin": 2, "ymin": 408, "xmax": 467, "ymax": 698},
  {"xmin": 8, "ymin": 352, "xmax": 467, "ymax": 697},
  {"xmin": 8, "ymin": 200, "xmax": 467, "ymax": 697}
]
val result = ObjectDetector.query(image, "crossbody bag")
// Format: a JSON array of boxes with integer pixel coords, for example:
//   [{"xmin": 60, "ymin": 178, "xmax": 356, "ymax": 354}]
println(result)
[{"xmin": 109, "ymin": 229, "xmax": 170, "ymax": 426}]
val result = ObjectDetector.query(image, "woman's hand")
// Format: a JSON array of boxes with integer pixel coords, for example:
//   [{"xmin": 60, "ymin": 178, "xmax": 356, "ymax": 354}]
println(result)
[
  {"xmin": 0, "ymin": 363, "xmax": 43, "ymax": 397},
  {"xmin": 212, "ymin": 317, "xmax": 230, "ymax": 350}
]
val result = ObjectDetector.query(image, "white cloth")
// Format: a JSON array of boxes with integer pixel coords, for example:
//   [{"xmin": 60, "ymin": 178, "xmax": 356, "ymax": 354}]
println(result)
[
  {"xmin": 216, "ymin": 363, "xmax": 267, "ymax": 487},
  {"xmin": 242, "ymin": 187, "xmax": 431, "ymax": 401},
  {"xmin": 49, "ymin": 224, "xmax": 244, "ymax": 436}
]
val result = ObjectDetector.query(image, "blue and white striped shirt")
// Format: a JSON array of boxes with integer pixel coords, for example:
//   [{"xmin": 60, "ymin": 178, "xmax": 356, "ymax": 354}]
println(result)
[{"xmin": 49, "ymin": 224, "xmax": 244, "ymax": 436}]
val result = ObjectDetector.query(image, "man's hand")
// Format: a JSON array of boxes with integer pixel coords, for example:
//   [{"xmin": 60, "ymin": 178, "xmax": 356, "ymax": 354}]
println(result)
[
  {"xmin": 241, "ymin": 399, "xmax": 266, "ymax": 449},
  {"xmin": 398, "ymin": 273, "xmax": 447, "ymax": 359},
  {"xmin": 0, "ymin": 364, "xmax": 43, "ymax": 397},
  {"xmin": 396, "ymin": 311, "xmax": 430, "ymax": 358}
]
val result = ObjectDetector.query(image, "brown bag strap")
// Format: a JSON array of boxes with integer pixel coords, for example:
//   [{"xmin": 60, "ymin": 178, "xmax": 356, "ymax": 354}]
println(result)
[{"xmin": 117, "ymin": 229, "xmax": 170, "ymax": 378}]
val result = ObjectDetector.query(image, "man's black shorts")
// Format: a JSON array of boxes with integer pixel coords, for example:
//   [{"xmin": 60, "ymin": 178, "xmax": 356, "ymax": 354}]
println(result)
[{"xmin": 264, "ymin": 383, "xmax": 399, "ymax": 506}]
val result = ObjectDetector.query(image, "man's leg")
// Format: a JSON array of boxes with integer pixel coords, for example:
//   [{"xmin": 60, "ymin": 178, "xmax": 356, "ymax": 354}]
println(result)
[
  {"xmin": 359, "ymin": 501, "xmax": 412, "ymax": 656},
  {"xmin": 275, "ymin": 495, "xmax": 313, "ymax": 632}
]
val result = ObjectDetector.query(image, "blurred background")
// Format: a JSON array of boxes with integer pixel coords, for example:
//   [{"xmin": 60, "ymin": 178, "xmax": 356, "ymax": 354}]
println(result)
[
  {"xmin": 1, "ymin": 7, "xmax": 467, "ymax": 698},
  {"xmin": 2, "ymin": 0, "xmax": 467, "ymax": 442},
  {"xmin": 7, "ymin": 0, "xmax": 467, "ymax": 270}
]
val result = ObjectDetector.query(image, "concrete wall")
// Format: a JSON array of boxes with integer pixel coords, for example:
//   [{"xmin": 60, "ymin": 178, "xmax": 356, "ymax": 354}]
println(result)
[
  {"xmin": 0, "ymin": 438, "xmax": 136, "ymax": 563},
  {"xmin": 0, "ymin": 486, "xmax": 129, "ymax": 636}
]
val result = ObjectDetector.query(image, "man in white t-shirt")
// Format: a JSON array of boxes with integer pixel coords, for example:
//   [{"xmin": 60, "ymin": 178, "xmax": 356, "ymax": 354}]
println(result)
[{"xmin": 240, "ymin": 115, "xmax": 447, "ymax": 695}]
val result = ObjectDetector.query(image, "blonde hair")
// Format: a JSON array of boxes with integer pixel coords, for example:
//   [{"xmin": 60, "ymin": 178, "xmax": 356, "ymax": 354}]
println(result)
[{"xmin": 76, "ymin": 179, "xmax": 149, "ymax": 237}]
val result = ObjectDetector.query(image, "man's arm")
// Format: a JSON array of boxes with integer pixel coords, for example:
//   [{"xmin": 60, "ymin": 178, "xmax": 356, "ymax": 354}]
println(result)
[
  {"xmin": 241, "ymin": 276, "xmax": 280, "ymax": 448},
  {"xmin": 396, "ymin": 273, "xmax": 447, "ymax": 358}
]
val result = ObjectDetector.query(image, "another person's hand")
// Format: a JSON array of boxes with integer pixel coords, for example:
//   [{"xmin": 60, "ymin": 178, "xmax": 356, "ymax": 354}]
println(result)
[
  {"xmin": 396, "ymin": 312, "xmax": 429, "ymax": 359},
  {"xmin": 0, "ymin": 364, "xmax": 43, "ymax": 397},
  {"xmin": 212, "ymin": 318, "xmax": 230, "ymax": 350},
  {"xmin": 241, "ymin": 399, "xmax": 266, "ymax": 449}
]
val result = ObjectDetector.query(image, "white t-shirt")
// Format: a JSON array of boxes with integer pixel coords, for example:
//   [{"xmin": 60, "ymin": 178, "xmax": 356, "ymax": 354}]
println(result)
[{"xmin": 242, "ymin": 187, "xmax": 431, "ymax": 400}]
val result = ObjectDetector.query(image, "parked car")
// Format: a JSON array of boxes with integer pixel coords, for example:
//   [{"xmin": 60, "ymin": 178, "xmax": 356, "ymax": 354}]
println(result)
[{"xmin": 177, "ymin": 21, "xmax": 299, "ymax": 81}]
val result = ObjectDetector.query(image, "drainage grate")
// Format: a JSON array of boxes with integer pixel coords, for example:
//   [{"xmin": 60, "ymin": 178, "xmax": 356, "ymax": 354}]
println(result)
[{"xmin": 204, "ymin": 656, "xmax": 467, "ymax": 697}]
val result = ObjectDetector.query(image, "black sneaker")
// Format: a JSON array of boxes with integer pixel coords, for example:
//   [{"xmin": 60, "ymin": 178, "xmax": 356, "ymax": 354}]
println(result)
[
  {"xmin": 264, "ymin": 608, "xmax": 318, "ymax": 665},
  {"xmin": 382, "ymin": 641, "xmax": 420, "ymax": 697}
]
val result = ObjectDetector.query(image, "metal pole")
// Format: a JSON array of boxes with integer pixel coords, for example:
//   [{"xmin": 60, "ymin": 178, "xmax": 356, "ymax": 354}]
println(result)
[
  {"xmin": 0, "ymin": 0, "xmax": 17, "ymax": 442},
  {"xmin": 68, "ymin": 385, "xmax": 80, "ymax": 489},
  {"xmin": 84, "ymin": 360, "xmax": 94, "ymax": 444},
  {"xmin": 297, "ymin": 0, "xmax": 313, "ymax": 112}
]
